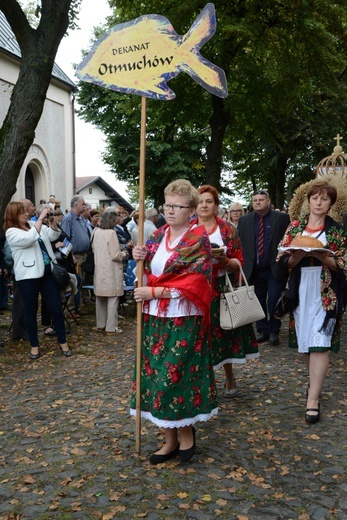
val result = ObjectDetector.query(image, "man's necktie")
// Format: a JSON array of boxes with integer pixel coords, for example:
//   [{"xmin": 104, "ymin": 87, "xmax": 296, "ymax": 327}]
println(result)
[{"xmin": 258, "ymin": 215, "xmax": 264, "ymax": 259}]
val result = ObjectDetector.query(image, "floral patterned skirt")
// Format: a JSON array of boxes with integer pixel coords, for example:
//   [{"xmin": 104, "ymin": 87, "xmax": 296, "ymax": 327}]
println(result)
[
  {"xmin": 211, "ymin": 276, "xmax": 259, "ymax": 370},
  {"xmin": 130, "ymin": 314, "xmax": 218, "ymax": 428}
]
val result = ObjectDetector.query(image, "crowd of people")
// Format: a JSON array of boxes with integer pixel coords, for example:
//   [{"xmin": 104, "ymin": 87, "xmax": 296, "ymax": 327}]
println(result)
[{"xmin": 1, "ymin": 178, "xmax": 346, "ymax": 463}]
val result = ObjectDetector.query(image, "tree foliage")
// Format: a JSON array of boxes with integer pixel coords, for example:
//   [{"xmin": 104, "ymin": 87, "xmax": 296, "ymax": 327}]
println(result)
[
  {"xmin": 0, "ymin": 0, "xmax": 80, "ymax": 224},
  {"xmin": 76, "ymin": 1, "xmax": 347, "ymax": 207}
]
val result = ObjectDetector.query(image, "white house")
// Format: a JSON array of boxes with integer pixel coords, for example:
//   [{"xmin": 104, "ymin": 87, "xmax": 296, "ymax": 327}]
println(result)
[{"xmin": 75, "ymin": 176, "xmax": 134, "ymax": 213}]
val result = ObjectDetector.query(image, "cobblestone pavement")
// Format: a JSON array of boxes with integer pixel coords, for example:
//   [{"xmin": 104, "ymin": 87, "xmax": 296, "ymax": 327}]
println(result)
[{"xmin": 0, "ymin": 305, "xmax": 346, "ymax": 520}]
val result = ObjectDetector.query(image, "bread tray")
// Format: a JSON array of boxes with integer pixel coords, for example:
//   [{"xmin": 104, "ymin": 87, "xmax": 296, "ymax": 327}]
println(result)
[{"xmin": 279, "ymin": 246, "xmax": 333, "ymax": 254}]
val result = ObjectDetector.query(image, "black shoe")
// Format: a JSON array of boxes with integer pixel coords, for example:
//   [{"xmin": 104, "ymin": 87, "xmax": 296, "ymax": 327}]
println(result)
[
  {"xmin": 43, "ymin": 327, "xmax": 57, "ymax": 337},
  {"xmin": 58, "ymin": 342, "xmax": 72, "ymax": 357},
  {"xmin": 269, "ymin": 333, "xmax": 279, "ymax": 346},
  {"xmin": 0, "ymin": 306, "xmax": 11, "ymax": 311},
  {"xmin": 29, "ymin": 352, "xmax": 40, "ymax": 360},
  {"xmin": 256, "ymin": 333, "xmax": 269, "ymax": 343},
  {"xmin": 0, "ymin": 341, "xmax": 4, "ymax": 347},
  {"xmin": 179, "ymin": 427, "xmax": 196, "ymax": 462},
  {"xmin": 149, "ymin": 444, "xmax": 180, "ymax": 464},
  {"xmin": 305, "ymin": 403, "xmax": 320, "ymax": 424}
]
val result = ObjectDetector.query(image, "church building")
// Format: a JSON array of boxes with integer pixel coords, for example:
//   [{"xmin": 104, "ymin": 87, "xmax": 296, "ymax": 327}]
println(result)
[{"xmin": 0, "ymin": 10, "xmax": 76, "ymax": 209}]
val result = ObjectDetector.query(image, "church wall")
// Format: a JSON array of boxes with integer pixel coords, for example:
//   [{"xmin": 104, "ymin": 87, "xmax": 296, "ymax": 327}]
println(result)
[{"xmin": 0, "ymin": 53, "xmax": 75, "ymax": 210}]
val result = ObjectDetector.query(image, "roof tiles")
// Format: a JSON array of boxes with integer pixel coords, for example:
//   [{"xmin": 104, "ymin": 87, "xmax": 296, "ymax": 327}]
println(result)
[{"xmin": 0, "ymin": 10, "xmax": 75, "ymax": 89}]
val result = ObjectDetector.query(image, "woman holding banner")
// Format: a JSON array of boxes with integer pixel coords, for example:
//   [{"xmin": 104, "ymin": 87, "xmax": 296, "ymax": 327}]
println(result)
[{"xmin": 130, "ymin": 179, "xmax": 218, "ymax": 464}]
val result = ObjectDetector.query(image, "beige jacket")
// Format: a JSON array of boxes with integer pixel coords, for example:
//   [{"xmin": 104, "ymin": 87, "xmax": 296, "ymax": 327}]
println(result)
[{"xmin": 92, "ymin": 228, "xmax": 127, "ymax": 297}]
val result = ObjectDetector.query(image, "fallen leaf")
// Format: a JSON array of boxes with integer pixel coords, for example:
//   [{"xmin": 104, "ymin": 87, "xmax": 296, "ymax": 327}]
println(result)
[
  {"xmin": 207, "ymin": 472, "xmax": 222, "ymax": 480},
  {"xmin": 23, "ymin": 475, "xmax": 36, "ymax": 484},
  {"xmin": 306, "ymin": 434, "xmax": 320, "ymax": 440}
]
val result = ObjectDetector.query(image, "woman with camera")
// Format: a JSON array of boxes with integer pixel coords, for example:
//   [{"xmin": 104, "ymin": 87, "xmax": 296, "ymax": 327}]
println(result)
[{"xmin": 4, "ymin": 201, "xmax": 71, "ymax": 359}]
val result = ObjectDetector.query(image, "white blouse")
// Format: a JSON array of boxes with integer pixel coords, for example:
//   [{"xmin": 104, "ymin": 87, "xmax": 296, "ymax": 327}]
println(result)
[{"xmin": 145, "ymin": 228, "xmax": 202, "ymax": 317}]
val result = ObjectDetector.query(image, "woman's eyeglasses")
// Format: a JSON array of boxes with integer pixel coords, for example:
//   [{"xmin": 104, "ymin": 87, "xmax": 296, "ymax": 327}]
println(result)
[
  {"xmin": 163, "ymin": 204, "xmax": 190, "ymax": 212},
  {"xmin": 230, "ymin": 209, "xmax": 242, "ymax": 213}
]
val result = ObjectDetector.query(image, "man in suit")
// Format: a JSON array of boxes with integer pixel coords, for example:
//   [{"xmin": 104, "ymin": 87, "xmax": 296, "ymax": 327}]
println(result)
[
  {"xmin": 155, "ymin": 206, "xmax": 166, "ymax": 229},
  {"xmin": 238, "ymin": 190, "xmax": 290, "ymax": 346}
]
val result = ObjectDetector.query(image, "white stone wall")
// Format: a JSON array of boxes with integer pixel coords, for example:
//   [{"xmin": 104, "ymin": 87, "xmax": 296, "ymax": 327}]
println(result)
[{"xmin": 0, "ymin": 53, "xmax": 75, "ymax": 209}]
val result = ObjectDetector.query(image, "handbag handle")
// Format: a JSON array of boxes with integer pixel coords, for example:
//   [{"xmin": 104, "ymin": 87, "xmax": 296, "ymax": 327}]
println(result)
[{"xmin": 224, "ymin": 263, "xmax": 250, "ymax": 293}]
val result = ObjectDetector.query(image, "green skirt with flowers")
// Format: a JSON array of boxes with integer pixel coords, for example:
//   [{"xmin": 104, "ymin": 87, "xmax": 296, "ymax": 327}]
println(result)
[
  {"xmin": 211, "ymin": 276, "xmax": 259, "ymax": 370},
  {"xmin": 130, "ymin": 314, "xmax": 218, "ymax": 428}
]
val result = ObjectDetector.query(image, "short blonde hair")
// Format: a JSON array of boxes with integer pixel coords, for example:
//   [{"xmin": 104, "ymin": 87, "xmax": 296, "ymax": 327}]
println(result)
[
  {"xmin": 164, "ymin": 179, "xmax": 200, "ymax": 207},
  {"xmin": 229, "ymin": 202, "xmax": 244, "ymax": 215}
]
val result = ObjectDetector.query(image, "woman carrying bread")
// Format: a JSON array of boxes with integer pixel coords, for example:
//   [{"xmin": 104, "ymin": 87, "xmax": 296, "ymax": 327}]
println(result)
[{"xmin": 277, "ymin": 180, "xmax": 347, "ymax": 423}]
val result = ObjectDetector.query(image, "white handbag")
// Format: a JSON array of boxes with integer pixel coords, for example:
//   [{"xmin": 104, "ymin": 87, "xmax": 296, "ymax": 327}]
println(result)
[{"xmin": 219, "ymin": 266, "xmax": 265, "ymax": 330}]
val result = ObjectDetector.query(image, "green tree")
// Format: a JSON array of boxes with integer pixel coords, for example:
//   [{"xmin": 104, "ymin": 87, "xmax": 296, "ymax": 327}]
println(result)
[
  {"xmin": 77, "ymin": 0, "xmax": 347, "ymax": 207},
  {"xmin": 0, "ymin": 0, "xmax": 81, "ymax": 223},
  {"xmin": 223, "ymin": 0, "xmax": 347, "ymax": 207},
  {"xmin": 77, "ymin": 78, "xmax": 209, "ymax": 206}
]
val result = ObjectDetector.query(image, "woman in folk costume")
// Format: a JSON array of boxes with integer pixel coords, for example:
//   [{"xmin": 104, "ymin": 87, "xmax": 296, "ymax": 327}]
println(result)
[
  {"xmin": 192, "ymin": 185, "xmax": 259, "ymax": 397},
  {"xmin": 130, "ymin": 179, "xmax": 218, "ymax": 464},
  {"xmin": 277, "ymin": 179, "xmax": 347, "ymax": 423}
]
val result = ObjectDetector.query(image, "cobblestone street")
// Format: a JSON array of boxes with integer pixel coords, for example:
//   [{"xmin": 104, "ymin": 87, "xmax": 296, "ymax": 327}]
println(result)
[{"xmin": 0, "ymin": 307, "xmax": 346, "ymax": 519}]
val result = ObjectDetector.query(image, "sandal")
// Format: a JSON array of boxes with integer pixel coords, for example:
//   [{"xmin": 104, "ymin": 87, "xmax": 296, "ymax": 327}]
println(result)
[
  {"xmin": 224, "ymin": 377, "xmax": 239, "ymax": 398},
  {"xmin": 43, "ymin": 327, "xmax": 56, "ymax": 337}
]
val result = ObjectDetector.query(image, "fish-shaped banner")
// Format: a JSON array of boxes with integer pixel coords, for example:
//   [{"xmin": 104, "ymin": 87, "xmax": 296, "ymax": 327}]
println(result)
[{"xmin": 76, "ymin": 3, "xmax": 228, "ymax": 100}]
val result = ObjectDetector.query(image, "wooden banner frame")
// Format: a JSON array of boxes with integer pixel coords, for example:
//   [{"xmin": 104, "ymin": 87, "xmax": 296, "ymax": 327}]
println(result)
[{"xmin": 135, "ymin": 96, "xmax": 147, "ymax": 453}]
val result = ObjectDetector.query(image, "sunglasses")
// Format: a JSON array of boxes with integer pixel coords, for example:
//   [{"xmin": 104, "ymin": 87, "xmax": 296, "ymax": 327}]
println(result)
[{"xmin": 253, "ymin": 189, "xmax": 269, "ymax": 197}]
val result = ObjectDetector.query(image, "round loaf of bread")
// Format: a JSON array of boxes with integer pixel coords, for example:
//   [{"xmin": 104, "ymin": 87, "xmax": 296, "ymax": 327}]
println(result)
[{"xmin": 291, "ymin": 235, "xmax": 323, "ymax": 248}]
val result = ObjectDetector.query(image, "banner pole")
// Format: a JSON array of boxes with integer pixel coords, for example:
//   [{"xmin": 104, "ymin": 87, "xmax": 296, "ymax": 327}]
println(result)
[{"xmin": 135, "ymin": 96, "xmax": 147, "ymax": 454}]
